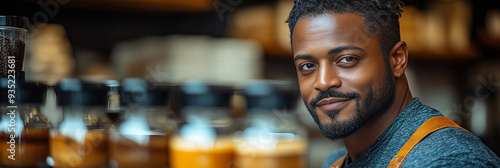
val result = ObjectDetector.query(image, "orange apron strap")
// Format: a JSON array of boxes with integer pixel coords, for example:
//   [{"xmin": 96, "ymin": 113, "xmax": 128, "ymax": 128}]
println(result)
[
  {"xmin": 387, "ymin": 116, "xmax": 468, "ymax": 168},
  {"xmin": 329, "ymin": 153, "xmax": 347, "ymax": 168}
]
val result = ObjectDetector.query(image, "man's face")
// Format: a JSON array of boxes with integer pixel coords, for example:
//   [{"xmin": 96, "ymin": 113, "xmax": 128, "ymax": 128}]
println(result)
[{"xmin": 292, "ymin": 13, "xmax": 395, "ymax": 140}]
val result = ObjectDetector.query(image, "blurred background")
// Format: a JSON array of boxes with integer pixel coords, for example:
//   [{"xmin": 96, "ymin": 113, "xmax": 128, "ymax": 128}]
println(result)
[{"xmin": 2, "ymin": 0, "xmax": 500, "ymax": 167}]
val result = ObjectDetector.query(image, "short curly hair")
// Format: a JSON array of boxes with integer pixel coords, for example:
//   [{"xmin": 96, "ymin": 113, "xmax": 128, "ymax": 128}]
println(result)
[{"xmin": 286, "ymin": 0, "xmax": 404, "ymax": 58}]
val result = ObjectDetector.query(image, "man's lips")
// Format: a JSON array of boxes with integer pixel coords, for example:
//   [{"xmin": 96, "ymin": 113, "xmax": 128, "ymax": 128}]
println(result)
[{"xmin": 316, "ymin": 97, "xmax": 351, "ymax": 112}]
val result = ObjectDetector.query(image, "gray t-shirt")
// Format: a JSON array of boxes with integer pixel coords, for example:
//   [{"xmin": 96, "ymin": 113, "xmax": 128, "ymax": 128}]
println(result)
[{"xmin": 322, "ymin": 98, "xmax": 500, "ymax": 168}]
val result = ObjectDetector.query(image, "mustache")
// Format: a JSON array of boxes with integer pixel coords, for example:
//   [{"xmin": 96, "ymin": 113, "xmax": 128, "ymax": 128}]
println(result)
[{"xmin": 309, "ymin": 90, "xmax": 360, "ymax": 109}]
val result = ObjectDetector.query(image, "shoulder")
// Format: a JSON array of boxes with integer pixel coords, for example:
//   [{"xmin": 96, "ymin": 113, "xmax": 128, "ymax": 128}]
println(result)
[
  {"xmin": 322, "ymin": 147, "xmax": 347, "ymax": 168},
  {"xmin": 403, "ymin": 127, "xmax": 500, "ymax": 167}
]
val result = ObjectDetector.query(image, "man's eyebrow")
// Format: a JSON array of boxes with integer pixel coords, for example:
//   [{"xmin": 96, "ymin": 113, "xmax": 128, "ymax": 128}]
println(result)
[
  {"xmin": 293, "ymin": 46, "xmax": 363, "ymax": 62},
  {"xmin": 294, "ymin": 54, "xmax": 313, "ymax": 62},
  {"xmin": 328, "ymin": 45, "xmax": 364, "ymax": 55}
]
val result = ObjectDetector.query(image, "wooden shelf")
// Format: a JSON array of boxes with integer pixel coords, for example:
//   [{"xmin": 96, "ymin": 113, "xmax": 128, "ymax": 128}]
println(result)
[
  {"xmin": 408, "ymin": 45, "xmax": 480, "ymax": 61},
  {"xmin": 19, "ymin": 0, "xmax": 214, "ymax": 12}
]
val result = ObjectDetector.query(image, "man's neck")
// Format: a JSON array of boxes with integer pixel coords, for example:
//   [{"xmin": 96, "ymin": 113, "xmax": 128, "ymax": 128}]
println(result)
[{"xmin": 343, "ymin": 75, "xmax": 414, "ymax": 161}]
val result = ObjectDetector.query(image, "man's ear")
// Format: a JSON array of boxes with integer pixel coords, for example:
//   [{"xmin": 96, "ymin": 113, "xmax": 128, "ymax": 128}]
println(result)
[{"xmin": 389, "ymin": 41, "xmax": 408, "ymax": 78}]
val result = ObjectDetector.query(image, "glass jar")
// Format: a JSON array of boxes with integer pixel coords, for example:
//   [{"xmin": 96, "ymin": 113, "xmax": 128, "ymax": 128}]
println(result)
[
  {"xmin": 0, "ymin": 79, "xmax": 50, "ymax": 167},
  {"xmin": 170, "ymin": 81, "xmax": 236, "ymax": 168},
  {"xmin": 235, "ymin": 81, "xmax": 308, "ymax": 168},
  {"xmin": 0, "ymin": 16, "xmax": 28, "ymax": 79},
  {"xmin": 51, "ymin": 79, "xmax": 111, "ymax": 168},
  {"xmin": 109, "ymin": 78, "xmax": 176, "ymax": 168}
]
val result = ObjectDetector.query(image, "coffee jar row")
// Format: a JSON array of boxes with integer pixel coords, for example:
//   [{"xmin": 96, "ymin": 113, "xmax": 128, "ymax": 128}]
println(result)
[{"xmin": 0, "ymin": 78, "xmax": 308, "ymax": 168}]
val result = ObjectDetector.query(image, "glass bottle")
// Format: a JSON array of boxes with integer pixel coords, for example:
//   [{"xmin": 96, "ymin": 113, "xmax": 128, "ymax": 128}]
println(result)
[
  {"xmin": 0, "ymin": 79, "xmax": 50, "ymax": 167},
  {"xmin": 50, "ymin": 79, "xmax": 111, "ymax": 168},
  {"xmin": 105, "ymin": 80, "xmax": 121, "ymax": 124},
  {"xmin": 170, "ymin": 80, "xmax": 236, "ymax": 168},
  {"xmin": 0, "ymin": 16, "xmax": 28, "ymax": 80},
  {"xmin": 235, "ymin": 81, "xmax": 308, "ymax": 168},
  {"xmin": 109, "ymin": 78, "xmax": 175, "ymax": 168}
]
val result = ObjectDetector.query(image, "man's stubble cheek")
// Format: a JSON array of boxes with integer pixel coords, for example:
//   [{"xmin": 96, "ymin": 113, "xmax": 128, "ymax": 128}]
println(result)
[
  {"xmin": 299, "ymin": 77, "xmax": 316, "ymax": 111},
  {"xmin": 360, "ymin": 68, "xmax": 396, "ymax": 120}
]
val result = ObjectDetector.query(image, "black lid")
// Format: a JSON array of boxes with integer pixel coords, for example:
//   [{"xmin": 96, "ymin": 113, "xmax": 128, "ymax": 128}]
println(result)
[
  {"xmin": 54, "ymin": 79, "xmax": 109, "ymax": 106},
  {"xmin": 0, "ymin": 78, "xmax": 16, "ymax": 104},
  {"xmin": 0, "ymin": 78, "xmax": 44, "ymax": 104},
  {"xmin": 19, "ymin": 81, "xmax": 47, "ymax": 103},
  {"xmin": 119, "ymin": 78, "xmax": 170, "ymax": 106},
  {"xmin": 179, "ymin": 81, "xmax": 232, "ymax": 108},
  {"xmin": 244, "ymin": 81, "xmax": 298, "ymax": 111},
  {"xmin": 0, "ymin": 16, "xmax": 29, "ymax": 29}
]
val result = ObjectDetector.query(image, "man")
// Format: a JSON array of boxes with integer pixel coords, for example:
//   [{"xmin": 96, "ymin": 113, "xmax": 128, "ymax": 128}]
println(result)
[{"xmin": 286, "ymin": 0, "xmax": 500, "ymax": 167}]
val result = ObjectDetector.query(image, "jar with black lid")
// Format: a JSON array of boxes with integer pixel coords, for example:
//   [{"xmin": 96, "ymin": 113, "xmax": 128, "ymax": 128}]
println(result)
[
  {"xmin": 109, "ymin": 78, "xmax": 176, "ymax": 168},
  {"xmin": 235, "ymin": 81, "xmax": 308, "ymax": 168},
  {"xmin": 51, "ymin": 79, "xmax": 111, "ymax": 168},
  {"xmin": 0, "ymin": 79, "xmax": 50, "ymax": 167},
  {"xmin": 170, "ymin": 80, "xmax": 236, "ymax": 168}
]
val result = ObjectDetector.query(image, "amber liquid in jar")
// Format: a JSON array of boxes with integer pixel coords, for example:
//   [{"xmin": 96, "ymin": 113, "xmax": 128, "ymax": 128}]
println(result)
[
  {"xmin": 109, "ymin": 134, "xmax": 170, "ymax": 168},
  {"xmin": 0, "ymin": 127, "xmax": 50, "ymax": 167},
  {"xmin": 235, "ymin": 139, "xmax": 307, "ymax": 168},
  {"xmin": 170, "ymin": 136, "xmax": 235, "ymax": 168},
  {"xmin": 49, "ymin": 130, "xmax": 109, "ymax": 168}
]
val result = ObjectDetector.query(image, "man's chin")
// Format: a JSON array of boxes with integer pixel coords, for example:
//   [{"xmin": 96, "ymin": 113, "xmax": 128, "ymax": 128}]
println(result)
[
  {"xmin": 308, "ymin": 104, "xmax": 361, "ymax": 140},
  {"xmin": 318, "ymin": 122, "xmax": 356, "ymax": 140},
  {"xmin": 315, "ymin": 115, "xmax": 363, "ymax": 140}
]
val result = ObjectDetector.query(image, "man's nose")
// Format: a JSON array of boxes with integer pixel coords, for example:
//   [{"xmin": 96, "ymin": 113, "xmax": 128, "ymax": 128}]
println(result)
[{"xmin": 313, "ymin": 62, "xmax": 341, "ymax": 92}]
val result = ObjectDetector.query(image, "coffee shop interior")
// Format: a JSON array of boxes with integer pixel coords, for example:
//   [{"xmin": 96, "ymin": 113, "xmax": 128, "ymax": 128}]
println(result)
[{"xmin": 1, "ymin": 0, "xmax": 500, "ymax": 167}]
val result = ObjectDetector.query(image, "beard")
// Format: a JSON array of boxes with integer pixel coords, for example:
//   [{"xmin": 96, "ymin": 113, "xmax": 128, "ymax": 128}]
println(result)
[{"xmin": 306, "ymin": 66, "xmax": 395, "ymax": 140}]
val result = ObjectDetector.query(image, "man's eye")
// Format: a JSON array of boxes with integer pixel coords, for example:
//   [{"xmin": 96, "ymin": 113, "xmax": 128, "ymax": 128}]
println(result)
[
  {"xmin": 338, "ymin": 56, "xmax": 356, "ymax": 64},
  {"xmin": 300, "ymin": 63, "xmax": 317, "ymax": 71}
]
